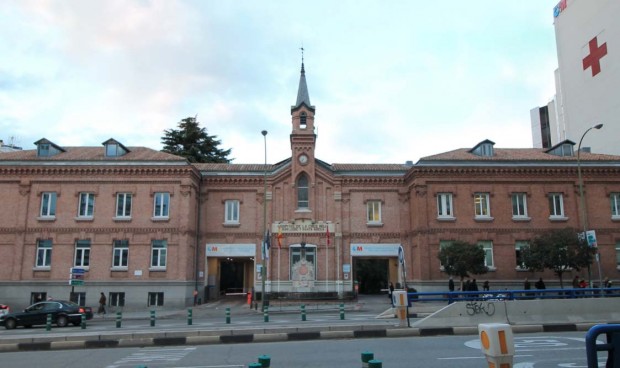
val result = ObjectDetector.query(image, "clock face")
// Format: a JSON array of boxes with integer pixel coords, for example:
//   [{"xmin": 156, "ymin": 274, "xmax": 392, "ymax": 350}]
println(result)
[{"xmin": 298, "ymin": 154, "xmax": 308, "ymax": 164}]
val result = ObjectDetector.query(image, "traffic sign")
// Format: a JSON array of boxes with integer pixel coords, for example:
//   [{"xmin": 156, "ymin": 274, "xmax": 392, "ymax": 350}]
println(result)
[
  {"xmin": 70, "ymin": 267, "xmax": 85, "ymax": 274},
  {"xmin": 69, "ymin": 279, "xmax": 84, "ymax": 286}
]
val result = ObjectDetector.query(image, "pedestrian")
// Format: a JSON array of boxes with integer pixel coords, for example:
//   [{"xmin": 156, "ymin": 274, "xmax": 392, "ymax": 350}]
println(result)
[
  {"xmin": 471, "ymin": 279, "xmax": 479, "ymax": 292},
  {"xmin": 193, "ymin": 289, "xmax": 198, "ymax": 306},
  {"xmin": 483, "ymin": 280, "xmax": 490, "ymax": 291},
  {"xmin": 579, "ymin": 278, "xmax": 588, "ymax": 288},
  {"xmin": 448, "ymin": 277, "xmax": 455, "ymax": 292},
  {"xmin": 464, "ymin": 279, "xmax": 471, "ymax": 292},
  {"xmin": 523, "ymin": 278, "xmax": 531, "ymax": 290},
  {"xmin": 534, "ymin": 277, "xmax": 546, "ymax": 290},
  {"xmin": 98, "ymin": 292, "xmax": 107, "ymax": 315},
  {"xmin": 388, "ymin": 282, "xmax": 394, "ymax": 305},
  {"xmin": 572, "ymin": 275, "xmax": 579, "ymax": 289}
]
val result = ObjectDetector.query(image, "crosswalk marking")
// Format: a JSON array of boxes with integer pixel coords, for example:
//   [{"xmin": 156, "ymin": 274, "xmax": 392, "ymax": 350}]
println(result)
[{"xmin": 106, "ymin": 347, "xmax": 196, "ymax": 368}]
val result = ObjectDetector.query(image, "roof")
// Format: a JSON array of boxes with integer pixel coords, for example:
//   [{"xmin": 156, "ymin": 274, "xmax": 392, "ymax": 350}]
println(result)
[
  {"xmin": 418, "ymin": 148, "xmax": 620, "ymax": 163},
  {"xmin": 0, "ymin": 146, "xmax": 187, "ymax": 163}
]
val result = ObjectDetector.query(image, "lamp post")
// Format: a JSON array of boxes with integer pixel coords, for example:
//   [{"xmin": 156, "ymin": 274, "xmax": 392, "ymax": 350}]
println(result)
[
  {"xmin": 261, "ymin": 130, "xmax": 268, "ymax": 311},
  {"xmin": 576, "ymin": 123, "xmax": 603, "ymax": 287}
]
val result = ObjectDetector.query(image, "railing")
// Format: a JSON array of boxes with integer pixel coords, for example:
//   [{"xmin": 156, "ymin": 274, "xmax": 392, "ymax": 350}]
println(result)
[
  {"xmin": 407, "ymin": 287, "xmax": 620, "ymax": 304},
  {"xmin": 585, "ymin": 324, "xmax": 620, "ymax": 368}
]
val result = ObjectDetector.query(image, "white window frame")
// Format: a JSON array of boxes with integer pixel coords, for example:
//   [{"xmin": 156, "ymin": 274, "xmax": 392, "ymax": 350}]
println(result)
[
  {"xmin": 515, "ymin": 241, "xmax": 529, "ymax": 270},
  {"xmin": 153, "ymin": 192, "xmax": 170, "ymax": 218},
  {"xmin": 366, "ymin": 200, "xmax": 382, "ymax": 224},
  {"xmin": 77, "ymin": 192, "xmax": 95, "ymax": 218},
  {"xmin": 150, "ymin": 240, "xmax": 167, "ymax": 269},
  {"xmin": 40, "ymin": 192, "xmax": 57, "ymax": 218},
  {"xmin": 224, "ymin": 200, "xmax": 240, "ymax": 224},
  {"xmin": 74, "ymin": 240, "xmax": 90, "ymax": 268},
  {"xmin": 511, "ymin": 193, "xmax": 528, "ymax": 219},
  {"xmin": 437, "ymin": 193, "xmax": 454, "ymax": 218},
  {"xmin": 115, "ymin": 193, "xmax": 132, "ymax": 219},
  {"xmin": 148, "ymin": 292, "xmax": 164, "ymax": 306},
  {"xmin": 109, "ymin": 292, "xmax": 125, "ymax": 307},
  {"xmin": 474, "ymin": 193, "xmax": 491, "ymax": 218},
  {"xmin": 112, "ymin": 240, "xmax": 129, "ymax": 269},
  {"xmin": 548, "ymin": 193, "xmax": 565, "ymax": 218},
  {"xmin": 611, "ymin": 193, "xmax": 620, "ymax": 219},
  {"xmin": 35, "ymin": 239, "xmax": 52, "ymax": 268},
  {"xmin": 478, "ymin": 240, "xmax": 494, "ymax": 269},
  {"xmin": 297, "ymin": 174, "xmax": 309, "ymax": 209}
]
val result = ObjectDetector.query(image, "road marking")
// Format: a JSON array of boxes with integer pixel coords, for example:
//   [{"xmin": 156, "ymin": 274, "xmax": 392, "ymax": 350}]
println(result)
[{"xmin": 106, "ymin": 347, "xmax": 196, "ymax": 368}]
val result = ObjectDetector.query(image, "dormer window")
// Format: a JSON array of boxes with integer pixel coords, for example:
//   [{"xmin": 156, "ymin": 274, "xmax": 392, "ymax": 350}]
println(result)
[
  {"xmin": 34, "ymin": 138, "xmax": 65, "ymax": 158},
  {"xmin": 469, "ymin": 140, "xmax": 495, "ymax": 157},
  {"xmin": 103, "ymin": 139, "xmax": 130, "ymax": 157},
  {"xmin": 545, "ymin": 140, "xmax": 575, "ymax": 157},
  {"xmin": 300, "ymin": 112, "xmax": 307, "ymax": 129}
]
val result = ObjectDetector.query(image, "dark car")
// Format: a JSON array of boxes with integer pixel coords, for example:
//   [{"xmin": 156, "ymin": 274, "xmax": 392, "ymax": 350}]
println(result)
[{"xmin": 0, "ymin": 300, "xmax": 93, "ymax": 329}]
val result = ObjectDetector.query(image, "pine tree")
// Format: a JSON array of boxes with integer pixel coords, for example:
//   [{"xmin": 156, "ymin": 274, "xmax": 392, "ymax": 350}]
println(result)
[{"xmin": 161, "ymin": 117, "xmax": 232, "ymax": 163}]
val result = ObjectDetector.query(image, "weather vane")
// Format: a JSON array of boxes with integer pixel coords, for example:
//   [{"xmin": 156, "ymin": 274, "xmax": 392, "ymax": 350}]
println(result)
[{"xmin": 300, "ymin": 44, "xmax": 304, "ymax": 64}]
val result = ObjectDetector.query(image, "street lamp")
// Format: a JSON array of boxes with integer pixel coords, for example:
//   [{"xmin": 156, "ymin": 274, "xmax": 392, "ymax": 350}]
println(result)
[
  {"xmin": 576, "ymin": 123, "xmax": 603, "ymax": 287},
  {"xmin": 261, "ymin": 130, "xmax": 268, "ymax": 311}
]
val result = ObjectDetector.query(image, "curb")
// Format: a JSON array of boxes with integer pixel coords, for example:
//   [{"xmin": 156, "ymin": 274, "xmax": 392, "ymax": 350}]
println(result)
[{"xmin": 0, "ymin": 322, "xmax": 596, "ymax": 353}]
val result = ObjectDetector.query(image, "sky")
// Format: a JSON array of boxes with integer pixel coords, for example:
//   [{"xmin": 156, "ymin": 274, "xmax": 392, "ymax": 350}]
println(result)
[{"xmin": 0, "ymin": 1, "xmax": 560, "ymax": 164}]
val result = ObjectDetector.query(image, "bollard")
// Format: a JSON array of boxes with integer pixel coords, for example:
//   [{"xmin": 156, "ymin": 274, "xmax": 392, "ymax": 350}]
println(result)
[
  {"xmin": 258, "ymin": 355, "xmax": 271, "ymax": 367},
  {"xmin": 361, "ymin": 351, "xmax": 374, "ymax": 368},
  {"xmin": 478, "ymin": 323, "xmax": 515, "ymax": 368},
  {"xmin": 263, "ymin": 306, "xmax": 269, "ymax": 323},
  {"xmin": 46, "ymin": 313, "xmax": 52, "ymax": 331},
  {"xmin": 187, "ymin": 308, "xmax": 193, "ymax": 325},
  {"xmin": 248, "ymin": 364, "xmax": 262, "ymax": 368},
  {"xmin": 368, "ymin": 360, "xmax": 382, "ymax": 368},
  {"xmin": 150, "ymin": 310, "xmax": 156, "ymax": 327},
  {"xmin": 226, "ymin": 307, "xmax": 231, "ymax": 324},
  {"xmin": 340, "ymin": 303, "xmax": 345, "ymax": 320},
  {"xmin": 116, "ymin": 311, "xmax": 122, "ymax": 328},
  {"xmin": 81, "ymin": 313, "xmax": 86, "ymax": 329},
  {"xmin": 301, "ymin": 304, "xmax": 306, "ymax": 321}
]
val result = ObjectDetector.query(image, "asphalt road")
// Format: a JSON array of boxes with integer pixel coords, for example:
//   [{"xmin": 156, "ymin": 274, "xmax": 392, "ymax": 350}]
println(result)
[{"xmin": 0, "ymin": 331, "xmax": 600, "ymax": 368}]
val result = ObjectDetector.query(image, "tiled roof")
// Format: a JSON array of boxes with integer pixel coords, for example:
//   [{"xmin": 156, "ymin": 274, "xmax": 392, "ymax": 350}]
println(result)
[
  {"xmin": 195, "ymin": 163, "xmax": 276, "ymax": 172},
  {"xmin": 0, "ymin": 146, "xmax": 186, "ymax": 162},
  {"xmin": 330, "ymin": 163, "xmax": 409, "ymax": 171},
  {"xmin": 418, "ymin": 148, "xmax": 620, "ymax": 162}
]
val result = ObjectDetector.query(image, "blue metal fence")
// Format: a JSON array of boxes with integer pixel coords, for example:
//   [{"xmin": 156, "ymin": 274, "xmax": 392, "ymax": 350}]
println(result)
[
  {"xmin": 407, "ymin": 287, "xmax": 620, "ymax": 304},
  {"xmin": 585, "ymin": 324, "xmax": 620, "ymax": 368}
]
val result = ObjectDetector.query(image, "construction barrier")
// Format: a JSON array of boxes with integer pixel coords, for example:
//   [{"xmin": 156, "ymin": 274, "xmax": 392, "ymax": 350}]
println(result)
[
  {"xmin": 478, "ymin": 323, "xmax": 514, "ymax": 368},
  {"xmin": 393, "ymin": 290, "xmax": 408, "ymax": 327},
  {"xmin": 585, "ymin": 324, "xmax": 620, "ymax": 368}
]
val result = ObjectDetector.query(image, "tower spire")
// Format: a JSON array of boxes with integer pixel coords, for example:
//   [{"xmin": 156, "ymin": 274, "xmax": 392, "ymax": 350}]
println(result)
[{"xmin": 295, "ymin": 46, "xmax": 311, "ymax": 108}]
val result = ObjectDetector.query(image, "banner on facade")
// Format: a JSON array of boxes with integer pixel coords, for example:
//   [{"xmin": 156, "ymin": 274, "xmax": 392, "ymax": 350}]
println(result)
[
  {"xmin": 350, "ymin": 243, "xmax": 401, "ymax": 257},
  {"xmin": 206, "ymin": 244, "xmax": 256, "ymax": 257},
  {"xmin": 272, "ymin": 221, "xmax": 334, "ymax": 234}
]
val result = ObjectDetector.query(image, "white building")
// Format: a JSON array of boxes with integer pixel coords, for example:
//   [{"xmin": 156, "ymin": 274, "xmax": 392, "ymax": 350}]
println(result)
[{"xmin": 532, "ymin": 0, "xmax": 618, "ymax": 153}]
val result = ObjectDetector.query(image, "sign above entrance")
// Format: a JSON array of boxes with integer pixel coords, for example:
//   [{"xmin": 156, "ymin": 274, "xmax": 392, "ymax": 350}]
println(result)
[
  {"xmin": 272, "ymin": 220, "xmax": 334, "ymax": 234},
  {"xmin": 206, "ymin": 244, "xmax": 255, "ymax": 257},
  {"xmin": 350, "ymin": 243, "xmax": 401, "ymax": 257}
]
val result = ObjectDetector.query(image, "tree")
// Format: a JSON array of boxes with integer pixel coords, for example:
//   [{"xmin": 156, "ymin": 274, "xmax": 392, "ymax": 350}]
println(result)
[
  {"xmin": 161, "ymin": 117, "xmax": 232, "ymax": 163},
  {"xmin": 521, "ymin": 227, "xmax": 595, "ymax": 288},
  {"xmin": 437, "ymin": 240, "xmax": 488, "ymax": 289}
]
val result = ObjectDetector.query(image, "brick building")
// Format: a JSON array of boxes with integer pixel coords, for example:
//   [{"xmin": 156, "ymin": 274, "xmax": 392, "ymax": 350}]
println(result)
[{"xmin": 1, "ymin": 62, "xmax": 619, "ymax": 310}]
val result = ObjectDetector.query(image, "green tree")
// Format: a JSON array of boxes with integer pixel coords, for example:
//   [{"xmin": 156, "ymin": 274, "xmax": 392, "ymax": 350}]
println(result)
[
  {"xmin": 161, "ymin": 117, "xmax": 232, "ymax": 163},
  {"xmin": 437, "ymin": 240, "xmax": 488, "ymax": 289},
  {"xmin": 521, "ymin": 227, "xmax": 595, "ymax": 288}
]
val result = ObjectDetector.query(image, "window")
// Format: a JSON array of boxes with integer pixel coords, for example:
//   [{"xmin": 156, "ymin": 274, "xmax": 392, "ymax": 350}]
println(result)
[
  {"xmin": 74, "ymin": 240, "xmax": 90, "ymax": 267},
  {"xmin": 511, "ymin": 193, "xmax": 528, "ymax": 218},
  {"xmin": 37, "ymin": 143, "xmax": 50, "ymax": 157},
  {"xmin": 112, "ymin": 240, "xmax": 129, "ymax": 268},
  {"xmin": 36, "ymin": 239, "xmax": 52, "ymax": 268},
  {"xmin": 40, "ymin": 192, "xmax": 57, "ymax": 218},
  {"xmin": 153, "ymin": 192, "xmax": 170, "ymax": 218},
  {"xmin": 69, "ymin": 292, "xmax": 86, "ymax": 306},
  {"xmin": 474, "ymin": 193, "xmax": 491, "ymax": 218},
  {"xmin": 478, "ymin": 241, "xmax": 494, "ymax": 268},
  {"xmin": 109, "ymin": 292, "xmax": 125, "ymax": 307},
  {"xmin": 437, "ymin": 193, "xmax": 454, "ymax": 218},
  {"xmin": 116, "ymin": 193, "xmax": 132, "ymax": 218},
  {"xmin": 367, "ymin": 201, "xmax": 381, "ymax": 224},
  {"xmin": 78, "ymin": 192, "xmax": 95, "ymax": 217},
  {"xmin": 548, "ymin": 193, "xmax": 565, "ymax": 218},
  {"xmin": 290, "ymin": 246, "xmax": 316, "ymax": 280},
  {"xmin": 148, "ymin": 292, "xmax": 164, "ymax": 306},
  {"xmin": 297, "ymin": 174, "xmax": 309, "ymax": 209},
  {"xmin": 515, "ymin": 241, "xmax": 529, "ymax": 269},
  {"xmin": 611, "ymin": 193, "xmax": 620, "ymax": 219},
  {"xmin": 225, "ymin": 200, "xmax": 240, "ymax": 223},
  {"xmin": 151, "ymin": 240, "xmax": 167, "ymax": 269},
  {"xmin": 300, "ymin": 112, "xmax": 307, "ymax": 129}
]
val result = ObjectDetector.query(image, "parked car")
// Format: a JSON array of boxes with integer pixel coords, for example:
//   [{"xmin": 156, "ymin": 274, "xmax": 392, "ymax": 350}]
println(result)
[{"xmin": 0, "ymin": 300, "xmax": 93, "ymax": 329}]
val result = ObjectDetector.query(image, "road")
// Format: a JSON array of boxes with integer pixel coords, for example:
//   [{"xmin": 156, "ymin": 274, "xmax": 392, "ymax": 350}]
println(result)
[{"xmin": 0, "ymin": 331, "xmax": 603, "ymax": 368}]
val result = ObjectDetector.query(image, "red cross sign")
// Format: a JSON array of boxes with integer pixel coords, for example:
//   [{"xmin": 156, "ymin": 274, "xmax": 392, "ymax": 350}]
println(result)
[{"xmin": 582, "ymin": 36, "xmax": 607, "ymax": 77}]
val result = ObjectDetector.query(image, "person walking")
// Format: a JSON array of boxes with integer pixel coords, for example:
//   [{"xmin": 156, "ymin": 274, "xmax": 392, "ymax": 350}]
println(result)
[
  {"xmin": 483, "ymin": 280, "xmax": 490, "ymax": 291},
  {"xmin": 98, "ymin": 292, "xmax": 107, "ymax": 315},
  {"xmin": 535, "ymin": 277, "xmax": 546, "ymax": 290},
  {"xmin": 448, "ymin": 277, "xmax": 455, "ymax": 292}
]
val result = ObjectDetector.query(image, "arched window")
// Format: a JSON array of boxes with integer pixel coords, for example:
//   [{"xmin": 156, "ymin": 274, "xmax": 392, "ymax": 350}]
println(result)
[
  {"xmin": 300, "ymin": 112, "xmax": 307, "ymax": 129},
  {"xmin": 297, "ymin": 174, "xmax": 309, "ymax": 209}
]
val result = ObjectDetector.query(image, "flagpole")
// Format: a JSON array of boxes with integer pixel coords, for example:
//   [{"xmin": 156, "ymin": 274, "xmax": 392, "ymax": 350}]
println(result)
[
  {"xmin": 277, "ymin": 246, "xmax": 281, "ymax": 293},
  {"xmin": 325, "ymin": 229, "xmax": 329, "ymax": 293}
]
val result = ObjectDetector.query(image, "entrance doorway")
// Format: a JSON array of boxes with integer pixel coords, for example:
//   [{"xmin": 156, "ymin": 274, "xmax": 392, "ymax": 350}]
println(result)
[
  {"xmin": 353, "ymin": 258, "xmax": 388, "ymax": 294},
  {"xmin": 219, "ymin": 260, "xmax": 245, "ymax": 295}
]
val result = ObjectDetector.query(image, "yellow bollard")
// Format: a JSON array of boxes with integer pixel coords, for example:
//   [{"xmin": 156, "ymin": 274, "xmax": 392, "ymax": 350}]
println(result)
[{"xmin": 478, "ymin": 323, "xmax": 515, "ymax": 368}]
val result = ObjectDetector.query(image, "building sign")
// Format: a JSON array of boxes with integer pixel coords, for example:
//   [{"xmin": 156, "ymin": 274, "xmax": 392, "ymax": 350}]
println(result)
[
  {"xmin": 272, "ymin": 221, "xmax": 334, "ymax": 234},
  {"xmin": 350, "ymin": 243, "xmax": 401, "ymax": 256},
  {"xmin": 206, "ymin": 244, "xmax": 255, "ymax": 257},
  {"xmin": 586, "ymin": 230, "xmax": 598, "ymax": 247},
  {"xmin": 553, "ymin": 0, "xmax": 567, "ymax": 18}
]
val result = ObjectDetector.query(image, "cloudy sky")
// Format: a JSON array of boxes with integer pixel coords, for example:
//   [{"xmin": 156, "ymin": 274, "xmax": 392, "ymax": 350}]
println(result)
[{"xmin": 0, "ymin": 1, "xmax": 559, "ymax": 164}]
